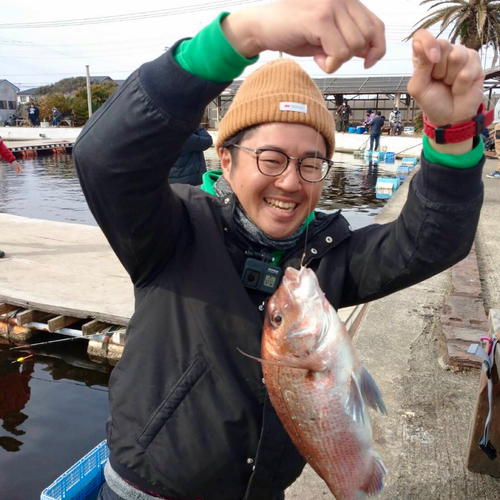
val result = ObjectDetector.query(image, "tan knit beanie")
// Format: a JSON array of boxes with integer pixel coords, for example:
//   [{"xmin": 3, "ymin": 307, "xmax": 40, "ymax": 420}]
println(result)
[{"xmin": 215, "ymin": 59, "xmax": 335, "ymax": 158}]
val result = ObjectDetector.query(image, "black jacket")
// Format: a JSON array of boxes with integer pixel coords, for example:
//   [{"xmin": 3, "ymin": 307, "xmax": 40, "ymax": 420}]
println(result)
[
  {"xmin": 169, "ymin": 125, "xmax": 213, "ymax": 186},
  {"xmin": 74, "ymin": 43, "xmax": 484, "ymax": 500}
]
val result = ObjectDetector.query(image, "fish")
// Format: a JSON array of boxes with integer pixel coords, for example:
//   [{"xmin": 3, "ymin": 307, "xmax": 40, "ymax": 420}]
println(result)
[{"xmin": 260, "ymin": 266, "xmax": 387, "ymax": 500}]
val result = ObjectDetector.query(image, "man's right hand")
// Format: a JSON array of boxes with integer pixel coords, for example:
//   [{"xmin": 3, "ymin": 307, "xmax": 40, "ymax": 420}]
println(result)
[{"xmin": 221, "ymin": 0, "xmax": 386, "ymax": 74}]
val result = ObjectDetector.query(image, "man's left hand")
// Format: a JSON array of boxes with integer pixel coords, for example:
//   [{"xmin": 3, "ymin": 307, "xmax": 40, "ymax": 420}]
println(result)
[{"xmin": 408, "ymin": 30, "xmax": 484, "ymax": 128}]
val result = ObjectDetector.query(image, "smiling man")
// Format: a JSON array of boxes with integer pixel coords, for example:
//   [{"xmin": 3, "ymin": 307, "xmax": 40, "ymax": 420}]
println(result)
[{"xmin": 74, "ymin": 0, "xmax": 489, "ymax": 499}]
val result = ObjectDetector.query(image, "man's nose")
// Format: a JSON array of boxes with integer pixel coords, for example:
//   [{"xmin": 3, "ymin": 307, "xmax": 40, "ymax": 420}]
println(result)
[{"xmin": 274, "ymin": 160, "xmax": 302, "ymax": 191}]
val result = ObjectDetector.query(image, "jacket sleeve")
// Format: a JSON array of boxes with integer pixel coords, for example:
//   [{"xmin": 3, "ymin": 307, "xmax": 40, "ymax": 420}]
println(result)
[
  {"xmin": 73, "ymin": 42, "xmax": 229, "ymax": 287},
  {"xmin": 183, "ymin": 127, "xmax": 213, "ymax": 152},
  {"xmin": 339, "ymin": 154, "xmax": 484, "ymax": 308},
  {"xmin": 0, "ymin": 140, "xmax": 15, "ymax": 163}
]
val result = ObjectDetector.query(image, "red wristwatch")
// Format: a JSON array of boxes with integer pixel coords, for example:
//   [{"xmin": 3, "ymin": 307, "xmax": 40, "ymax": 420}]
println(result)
[{"xmin": 423, "ymin": 103, "xmax": 494, "ymax": 144}]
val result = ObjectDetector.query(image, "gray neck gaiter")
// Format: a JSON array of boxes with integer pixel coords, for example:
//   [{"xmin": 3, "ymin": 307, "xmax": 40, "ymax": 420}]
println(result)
[{"xmin": 213, "ymin": 176, "xmax": 306, "ymax": 251}]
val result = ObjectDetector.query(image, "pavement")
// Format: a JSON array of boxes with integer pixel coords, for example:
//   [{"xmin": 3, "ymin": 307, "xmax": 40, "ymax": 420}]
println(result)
[{"xmin": 286, "ymin": 158, "xmax": 500, "ymax": 499}]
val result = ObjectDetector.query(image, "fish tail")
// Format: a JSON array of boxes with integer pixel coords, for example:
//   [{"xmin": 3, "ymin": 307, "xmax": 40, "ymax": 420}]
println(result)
[{"xmin": 360, "ymin": 452, "xmax": 387, "ymax": 496}]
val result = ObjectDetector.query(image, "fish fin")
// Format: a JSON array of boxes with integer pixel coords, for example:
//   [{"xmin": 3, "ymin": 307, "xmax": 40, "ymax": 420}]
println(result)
[
  {"xmin": 359, "ymin": 366, "xmax": 388, "ymax": 415},
  {"xmin": 346, "ymin": 373, "xmax": 366, "ymax": 426},
  {"xmin": 360, "ymin": 452, "xmax": 387, "ymax": 496}
]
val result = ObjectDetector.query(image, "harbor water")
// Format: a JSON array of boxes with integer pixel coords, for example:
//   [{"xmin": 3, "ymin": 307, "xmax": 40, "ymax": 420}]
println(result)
[{"xmin": 0, "ymin": 150, "xmax": 404, "ymax": 499}]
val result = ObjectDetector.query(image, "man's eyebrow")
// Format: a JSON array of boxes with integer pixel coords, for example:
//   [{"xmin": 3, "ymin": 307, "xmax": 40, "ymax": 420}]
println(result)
[{"xmin": 257, "ymin": 144, "xmax": 327, "ymax": 157}]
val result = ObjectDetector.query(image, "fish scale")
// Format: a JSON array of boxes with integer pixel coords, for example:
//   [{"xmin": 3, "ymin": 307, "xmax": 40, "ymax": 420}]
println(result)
[{"xmin": 260, "ymin": 266, "xmax": 387, "ymax": 499}]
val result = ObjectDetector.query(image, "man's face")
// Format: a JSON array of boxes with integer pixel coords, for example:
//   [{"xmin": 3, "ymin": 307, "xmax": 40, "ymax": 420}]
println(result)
[{"xmin": 220, "ymin": 123, "xmax": 327, "ymax": 239}]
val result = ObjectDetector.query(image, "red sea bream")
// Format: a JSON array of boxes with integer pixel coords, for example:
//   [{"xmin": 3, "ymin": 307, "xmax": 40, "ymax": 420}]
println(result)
[{"xmin": 261, "ymin": 267, "xmax": 387, "ymax": 499}]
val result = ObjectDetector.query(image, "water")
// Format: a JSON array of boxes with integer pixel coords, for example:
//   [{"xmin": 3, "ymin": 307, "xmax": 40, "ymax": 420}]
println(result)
[
  {"xmin": 0, "ymin": 339, "xmax": 110, "ymax": 500},
  {"xmin": 0, "ymin": 151, "xmax": 400, "ymax": 498}
]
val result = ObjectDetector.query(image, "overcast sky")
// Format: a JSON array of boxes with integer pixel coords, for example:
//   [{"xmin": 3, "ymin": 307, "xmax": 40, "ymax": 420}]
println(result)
[{"xmin": 0, "ymin": 0, "xmax": 488, "ymax": 90}]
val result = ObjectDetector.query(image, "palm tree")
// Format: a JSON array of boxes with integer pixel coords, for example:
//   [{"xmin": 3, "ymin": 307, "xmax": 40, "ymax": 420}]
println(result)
[{"xmin": 405, "ymin": 0, "xmax": 500, "ymax": 66}]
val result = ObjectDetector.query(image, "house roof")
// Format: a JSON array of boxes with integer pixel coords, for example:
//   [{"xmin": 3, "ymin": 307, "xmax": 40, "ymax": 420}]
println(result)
[
  {"xmin": 222, "ymin": 75, "xmax": 412, "ymax": 98},
  {"xmin": 17, "ymin": 87, "xmax": 38, "ymax": 95},
  {"xmin": 0, "ymin": 79, "xmax": 20, "ymax": 92},
  {"xmin": 90, "ymin": 76, "xmax": 113, "ymax": 83}
]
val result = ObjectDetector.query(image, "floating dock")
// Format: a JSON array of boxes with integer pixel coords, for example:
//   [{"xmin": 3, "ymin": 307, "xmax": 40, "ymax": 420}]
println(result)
[{"xmin": 3, "ymin": 139, "xmax": 75, "ymax": 158}]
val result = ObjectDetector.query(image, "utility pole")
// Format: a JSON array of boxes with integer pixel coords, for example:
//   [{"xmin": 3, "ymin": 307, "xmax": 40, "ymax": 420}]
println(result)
[{"xmin": 86, "ymin": 65, "xmax": 92, "ymax": 118}]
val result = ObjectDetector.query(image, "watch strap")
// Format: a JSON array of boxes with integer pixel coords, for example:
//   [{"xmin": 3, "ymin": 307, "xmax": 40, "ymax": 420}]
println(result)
[{"xmin": 423, "ymin": 103, "xmax": 494, "ymax": 144}]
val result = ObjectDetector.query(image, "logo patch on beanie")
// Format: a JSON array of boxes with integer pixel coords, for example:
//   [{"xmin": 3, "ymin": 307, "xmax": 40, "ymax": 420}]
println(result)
[{"xmin": 280, "ymin": 102, "xmax": 307, "ymax": 114}]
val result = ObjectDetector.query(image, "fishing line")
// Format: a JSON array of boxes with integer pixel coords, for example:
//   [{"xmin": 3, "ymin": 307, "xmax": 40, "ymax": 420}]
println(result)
[{"xmin": 300, "ymin": 78, "xmax": 326, "ymax": 269}]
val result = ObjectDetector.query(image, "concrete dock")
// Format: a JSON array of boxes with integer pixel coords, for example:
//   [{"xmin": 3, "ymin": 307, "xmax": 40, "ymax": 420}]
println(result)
[{"xmin": 286, "ymin": 159, "xmax": 500, "ymax": 498}]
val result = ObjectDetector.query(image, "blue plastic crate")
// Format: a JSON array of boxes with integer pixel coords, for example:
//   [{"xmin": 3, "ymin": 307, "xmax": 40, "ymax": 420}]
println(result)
[
  {"xmin": 401, "ymin": 157, "xmax": 418, "ymax": 167},
  {"xmin": 385, "ymin": 152, "xmax": 395, "ymax": 164},
  {"xmin": 41, "ymin": 441, "xmax": 109, "ymax": 500},
  {"xmin": 348, "ymin": 126, "xmax": 356, "ymax": 133}
]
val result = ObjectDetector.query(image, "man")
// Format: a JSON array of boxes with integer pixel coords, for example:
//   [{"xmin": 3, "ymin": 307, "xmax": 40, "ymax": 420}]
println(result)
[
  {"xmin": 369, "ymin": 110, "xmax": 385, "ymax": 151},
  {"xmin": 364, "ymin": 108, "xmax": 375, "ymax": 132},
  {"xmin": 389, "ymin": 106, "xmax": 402, "ymax": 136},
  {"xmin": 74, "ymin": 1, "xmax": 487, "ymax": 498},
  {"xmin": 336, "ymin": 99, "xmax": 352, "ymax": 132},
  {"xmin": 0, "ymin": 138, "xmax": 22, "ymax": 258},
  {"xmin": 52, "ymin": 108, "xmax": 62, "ymax": 127},
  {"xmin": 169, "ymin": 125, "xmax": 213, "ymax": 185},
  {"xmin": 489, "ymin": 98, "xmax": 500, "ymax": 178},
  {"xmin": 27, "ymin": 103, "xmax": 40, "ymax": 127}
]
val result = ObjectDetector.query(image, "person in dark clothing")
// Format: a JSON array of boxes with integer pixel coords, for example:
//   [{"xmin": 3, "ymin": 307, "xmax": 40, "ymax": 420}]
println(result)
[
  {"xmin": 336, "ymin": 99, "xmax": 352, "ymax": 132},
  {"xmin": 369, "ymin": 111, "xmax": 385, "ymax": 151},
  {"xmin": 73, "ymin": 1, "xmax": 488, "ymax": 499},
  {"xmin": 28, "ymin": 103, "xmax": 40, "ymax": 127},
  {"xmin": 169, "ymin": 125, "xmax": 213, "ymax": 186}
]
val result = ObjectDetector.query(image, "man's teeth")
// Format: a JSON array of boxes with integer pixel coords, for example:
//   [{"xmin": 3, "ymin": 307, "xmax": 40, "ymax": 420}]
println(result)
[{"xmin": 265, "ymin": 198, "xmax": 297, "ymax": 211}]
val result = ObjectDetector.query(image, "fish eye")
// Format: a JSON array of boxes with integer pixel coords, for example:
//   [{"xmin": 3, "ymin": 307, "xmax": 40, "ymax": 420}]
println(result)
[{"xmin": 274, "ymin": 315, "xmax": 282, "ymax": 323}]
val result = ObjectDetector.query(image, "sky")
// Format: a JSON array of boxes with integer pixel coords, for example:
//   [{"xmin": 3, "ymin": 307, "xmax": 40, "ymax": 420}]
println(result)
[{"xmin": 0, "ymin": 0, "xmax": 490, "ymax": 91}]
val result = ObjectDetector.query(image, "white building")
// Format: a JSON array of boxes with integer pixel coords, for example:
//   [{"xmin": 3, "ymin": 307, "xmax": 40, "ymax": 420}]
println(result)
[
  {"xmin": 17, "ymin": 87, "xmax": 38, "ymax": 105},
  {"xmin": 0, "ymin": 80, "xmax": 19, "ymax": 123}
]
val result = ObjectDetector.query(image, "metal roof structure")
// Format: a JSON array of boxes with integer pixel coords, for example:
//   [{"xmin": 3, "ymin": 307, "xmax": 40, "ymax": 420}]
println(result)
[{"xmin": 221, "ymin": 75, "xmax": 412, "ymax": 98}]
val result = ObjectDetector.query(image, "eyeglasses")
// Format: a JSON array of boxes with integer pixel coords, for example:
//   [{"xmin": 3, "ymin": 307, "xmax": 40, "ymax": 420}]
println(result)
[{"xmin": 232, "ymin": 144, "xmax": 333, "ymax": 183}]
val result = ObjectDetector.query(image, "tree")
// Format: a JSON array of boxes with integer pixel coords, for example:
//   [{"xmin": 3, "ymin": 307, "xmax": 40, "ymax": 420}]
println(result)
[
  {"xmin": 35, "ymin": 77, "xmax": 88, "ymax": 96},
  {"xmin": 405, "ymin": 0, "xmax": 500, "ymax": 66},
  {"xmin": 72, "ymin": 82, "xmax": 118, "ymax": 125}
]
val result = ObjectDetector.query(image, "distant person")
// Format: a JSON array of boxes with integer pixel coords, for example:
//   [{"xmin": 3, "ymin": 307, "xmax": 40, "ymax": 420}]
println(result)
[
  {"xmin": 488, "ymin": 99, "xmax": 500, "ymax": 179},
  {"xmin": 28, "ymin": 103, "xmax": 40, "ymax": 127},
  {"xmin": 0, "ymin": 137, "xmax": 22, "ymax": 258},
  {"xmin": 169, "ymin": 125, "xmax": 213, "ymax": 186},
  {"xmin": 336, "ymin": 99, "xmax": 352, "ymax": 132},
  {"xmin": 364, "ymin": 108, "xmax": 375, "ymax": 132},
  {"xmin": 369, "ymin": 110, "xmax": 385, "ymax": 151},
  {"xmin": 52, "ymin": 107, "xmax": 62, "ymax": 127},
  {"xmin": 389, "ymin": 107, "xmax": 402, "ymax": 136}
]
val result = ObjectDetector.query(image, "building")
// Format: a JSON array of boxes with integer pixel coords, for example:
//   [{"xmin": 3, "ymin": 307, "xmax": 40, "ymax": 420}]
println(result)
[
  {"xmin": 207, "ymin": 75, "xmax": 417, "ymax": 130},
  {"xmin": 17, "ymin": 87, "xmax": 38, "ymax": 105},
  {"xmin": 0, "ymin": 80, "xmax": 20, "ymax": 123}
]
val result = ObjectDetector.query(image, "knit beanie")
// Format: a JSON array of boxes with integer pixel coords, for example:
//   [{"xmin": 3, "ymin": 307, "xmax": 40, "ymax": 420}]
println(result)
[{"xmin": 215, "ymin": 59, "xmax": 335, "ymax": 158}]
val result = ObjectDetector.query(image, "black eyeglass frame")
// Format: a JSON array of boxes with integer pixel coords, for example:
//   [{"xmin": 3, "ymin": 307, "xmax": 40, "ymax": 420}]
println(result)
[{"xmin": 231, "ymin": 144, "xmax": 333, "ymax": 183}]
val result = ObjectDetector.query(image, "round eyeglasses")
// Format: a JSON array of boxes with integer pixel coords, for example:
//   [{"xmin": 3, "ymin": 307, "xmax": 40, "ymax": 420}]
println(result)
[{"xmin": 232, "ymin": 144, "xmax": 333, "ymax": 183}]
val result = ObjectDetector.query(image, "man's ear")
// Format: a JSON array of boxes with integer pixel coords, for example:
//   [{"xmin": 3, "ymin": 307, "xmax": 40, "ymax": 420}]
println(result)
[{"xmin": 219, "ymin": 147, "xmax": 233, "ymax": 180}]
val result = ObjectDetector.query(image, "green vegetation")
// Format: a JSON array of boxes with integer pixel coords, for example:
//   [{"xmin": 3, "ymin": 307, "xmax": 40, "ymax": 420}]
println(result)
[
  {"xmin": 405, "ymin": 0, "xmax": 500, "ymax": 66},
  {"xmin": 30, "ymin": 80, "xmax": 118, "ymax": 126}
]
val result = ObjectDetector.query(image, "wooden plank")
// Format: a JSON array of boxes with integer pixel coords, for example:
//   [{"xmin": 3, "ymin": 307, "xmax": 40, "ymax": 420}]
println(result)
[
  {"xmin": 47, "ymin": 315, "xmax": 80, "ymax": 333},
  {"xmin": 16, "ymin": 309, "xmax": 54, "ymax": 326},
  {"xmin": 466, "ymin": 309, "xmax": 500, "ymax": 477},
  {"xmin": 82, "ymin": 319, "xmax": 108, "ymax": 336},
  {"xmin": 0, "ymin": 303, "xmax": 18, "ymax": 315}
]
